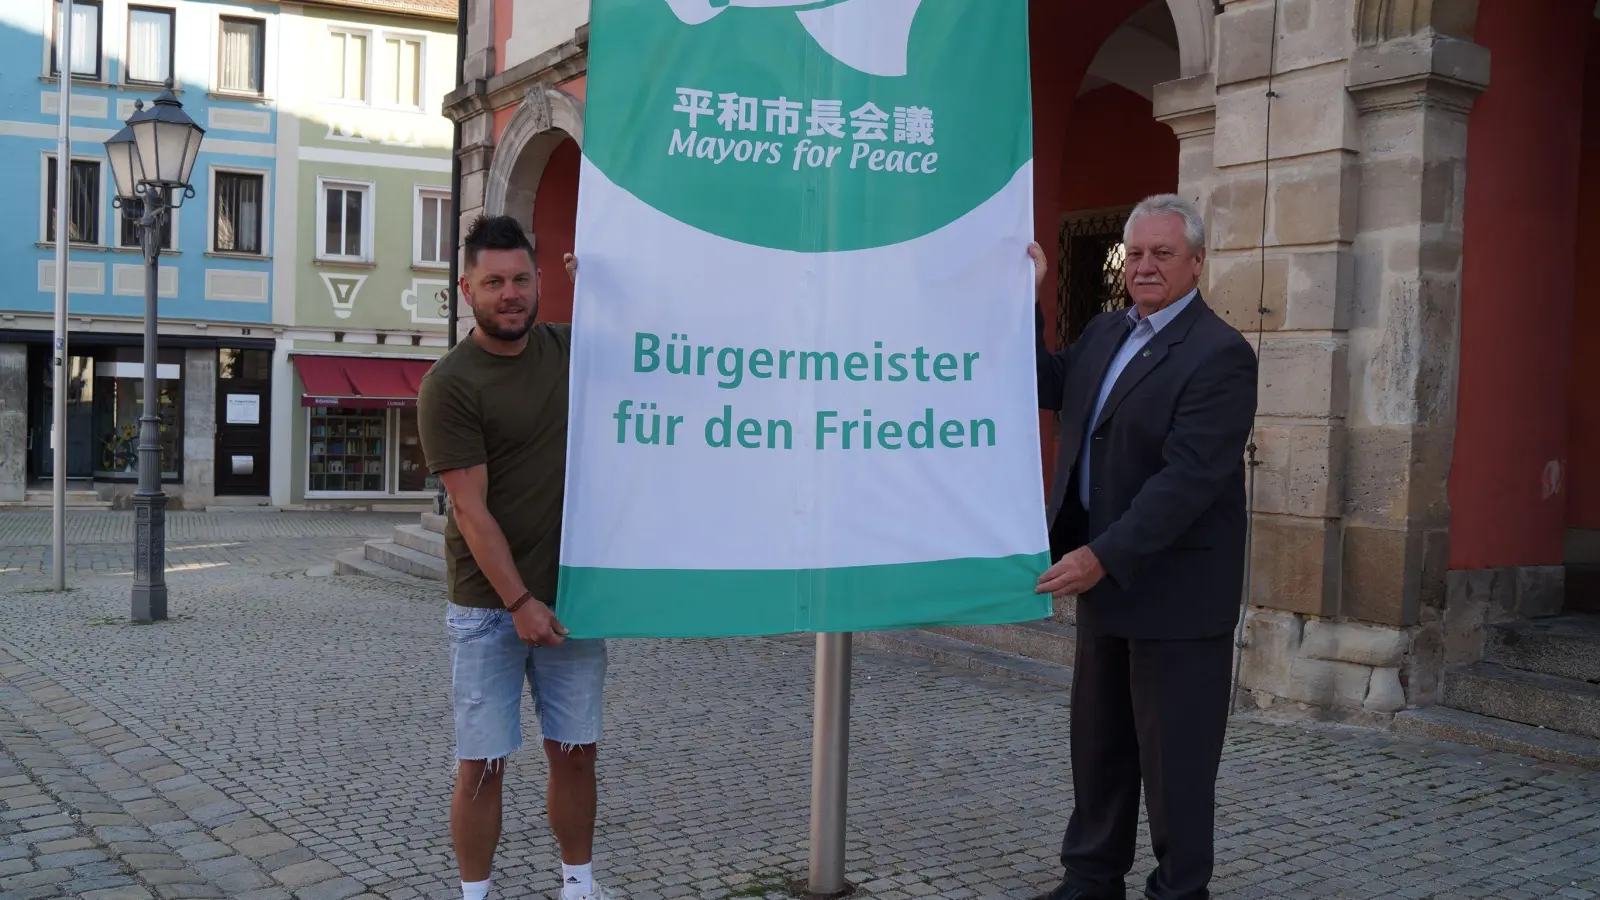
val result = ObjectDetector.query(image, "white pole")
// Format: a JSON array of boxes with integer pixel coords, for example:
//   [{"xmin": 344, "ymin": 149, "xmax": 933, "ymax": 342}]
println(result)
[{"xmin": 51, "ymin": 0, "xmax": 73, "ymax": 592}]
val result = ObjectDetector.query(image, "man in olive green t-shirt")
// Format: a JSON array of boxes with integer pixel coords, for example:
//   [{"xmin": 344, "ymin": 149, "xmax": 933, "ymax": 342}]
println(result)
[{"xmin": 416, "ymin": 215, "xmax": 610, "ymax": 900}]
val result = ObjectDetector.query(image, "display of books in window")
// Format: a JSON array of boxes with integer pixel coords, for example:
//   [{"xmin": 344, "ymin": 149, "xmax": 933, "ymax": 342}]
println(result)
[{"xmin": 307, "ymin": 408, "xmax": 389, "ymax": 493}]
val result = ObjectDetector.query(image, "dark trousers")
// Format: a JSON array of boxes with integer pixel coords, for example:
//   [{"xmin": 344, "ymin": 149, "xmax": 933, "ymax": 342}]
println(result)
[{"xmin": 1059, "ymin": 627, "xmax": 1232, "ymax": 900}]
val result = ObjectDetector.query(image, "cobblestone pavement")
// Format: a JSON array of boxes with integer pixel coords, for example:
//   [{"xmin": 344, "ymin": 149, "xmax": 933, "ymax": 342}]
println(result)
[
  {"xmin": 0, "ymin": 511, "xmax": 413, "ymax": 579},
  {"xmin": 0, "ymin": 513, "xmax": 1597, "ymax": 900}
]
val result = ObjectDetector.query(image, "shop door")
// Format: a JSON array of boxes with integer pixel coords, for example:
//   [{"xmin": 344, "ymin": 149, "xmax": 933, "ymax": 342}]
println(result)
[
  {"xmin": 30, "ymin": 350, "xmax": 97, "ymax": 480},
  {"xmin": 214, "ymin": 348, "xmax": 272, "ymax": 496}
]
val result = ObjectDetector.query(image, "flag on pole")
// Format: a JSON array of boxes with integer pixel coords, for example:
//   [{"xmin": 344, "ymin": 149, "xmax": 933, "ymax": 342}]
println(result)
[{"xmin": 559, "ymin": 0, "xmax": 1047, "ymax": 638}]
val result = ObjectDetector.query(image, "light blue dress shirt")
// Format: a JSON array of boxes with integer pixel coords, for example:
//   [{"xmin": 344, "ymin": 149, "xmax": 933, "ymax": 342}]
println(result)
[{"xmin": 1077, "ymin": 288, "xmax": 1198, "ymax": 510}]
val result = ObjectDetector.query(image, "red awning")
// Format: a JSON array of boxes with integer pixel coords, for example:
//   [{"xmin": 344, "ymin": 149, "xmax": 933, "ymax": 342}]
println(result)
[{"xmin": 292, "ymin": 355, "xmax": 435, "ymax": 409}]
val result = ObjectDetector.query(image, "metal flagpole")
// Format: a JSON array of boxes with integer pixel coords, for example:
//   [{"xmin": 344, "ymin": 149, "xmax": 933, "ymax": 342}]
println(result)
[
  {"xmin": 805, "ymin": 631, "xmax": 854, "ymax": 898},
  {"xmin": 433, "ymin": 0, "xmax": 466, "ymax": 521},
  {"xmin": 51, "ymin": 0, "xmax": 74, "ymax": 592}
]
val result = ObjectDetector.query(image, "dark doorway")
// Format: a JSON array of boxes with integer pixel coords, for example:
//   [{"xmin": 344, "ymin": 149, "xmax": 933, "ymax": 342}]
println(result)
[
  {"xmin": 214, "ymin": 347, "xmax": 272, "ymax": 496},
  {"xmin": 28, "ymin": 347, "xmax": 96, "ymax": 480}
]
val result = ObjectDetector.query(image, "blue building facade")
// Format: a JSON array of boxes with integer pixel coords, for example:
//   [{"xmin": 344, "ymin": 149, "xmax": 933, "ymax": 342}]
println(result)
[{"xmin": 0, "ymin": 0, "xmax": 282, "ymax": 504}]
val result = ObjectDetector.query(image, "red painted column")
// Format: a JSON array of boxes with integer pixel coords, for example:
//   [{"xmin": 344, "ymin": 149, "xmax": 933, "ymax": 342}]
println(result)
[{"xmin": 1451, "ymin": 0, "xmax": 1592, "ymax": 568}]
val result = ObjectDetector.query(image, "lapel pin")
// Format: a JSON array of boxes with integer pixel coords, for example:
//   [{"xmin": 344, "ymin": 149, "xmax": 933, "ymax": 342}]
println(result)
[{"xmin": 1142, "ymin": 349, "xmax": 1152, "ymax": 358}]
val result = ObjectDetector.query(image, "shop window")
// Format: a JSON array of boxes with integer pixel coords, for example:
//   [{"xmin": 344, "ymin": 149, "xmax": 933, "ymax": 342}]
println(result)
[
  {"xmin": 308, "ymin": 408, "xmax": 387, "ymax": 493},
  {"xmin": 395, "ymin": 408, "xmax": 438, "ymax": 493},
  {"xmin": 92, "ymin": 348, "xmax": 184, "ymax": 480},
  {"xmin": 219, "ymin": 347, "xmax": 271, "ymax": 381}
]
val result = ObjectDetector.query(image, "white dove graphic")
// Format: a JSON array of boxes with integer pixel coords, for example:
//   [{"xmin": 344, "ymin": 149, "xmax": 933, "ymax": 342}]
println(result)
[{"xmin": 660, "ymin": 0, "xmax": 923, "ymax": 77}]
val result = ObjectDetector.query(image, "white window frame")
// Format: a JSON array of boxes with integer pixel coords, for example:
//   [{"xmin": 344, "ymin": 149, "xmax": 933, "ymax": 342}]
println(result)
[
  {"xmin": 46, "ymin": 0, "xmax": 105, "ymax": 82},
  {"xmin": 304, "ymin": 407, "xmax": 394, "ymax": 499},
  {"xmin": 40, "ymin": 152, "xmax": 107, "ymax": 248},
  {"xmin": 207, "ymin": 165, "xmax": 272, "ymax": 258},
  {"xmin": 375, "ymin": 29, "xmax": 427, "ymax": 111},
  {"xmin": 212, "ymin": 13, "xmax": 269, "ymax": 99},
  {"xmin": 326, "ymin": 26, "xmax": 374, "ymax": 106},
  {"xmin": 124, "ymin": 3, "xmax": 176, "ymax": 88},
  {"xmin": 412, "ymin": 186, "xmax": 451, "ymax": 270},
  {"xmin": 316, "ymin": 177, "xmax": 376, "ymax": 264}
]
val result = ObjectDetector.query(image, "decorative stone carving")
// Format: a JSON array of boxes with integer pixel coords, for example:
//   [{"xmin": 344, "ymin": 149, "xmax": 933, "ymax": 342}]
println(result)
[
  {"xmin": 319, "ymin": 274, "xmax": 368, "ymax": 320},
  {"xmin": 483, "ymin": 86, "xmax": 587, "ymax": 230},
  {"xmin": 401, "ymin": 279, "xmax": 454, "ymax": 325},
  {"xmin": 523, "ymin": 81, "xmax": 554, "ymax": 135},
  {"xmin": 1357, "ymin": 0, "xmax": 1481, "ymax": 46}
]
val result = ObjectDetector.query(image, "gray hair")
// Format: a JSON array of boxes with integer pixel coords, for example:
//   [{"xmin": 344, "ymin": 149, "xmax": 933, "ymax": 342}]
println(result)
[{"xmin": 1124, "ymin": 193, "xmax": 1206, "ymax": 255}]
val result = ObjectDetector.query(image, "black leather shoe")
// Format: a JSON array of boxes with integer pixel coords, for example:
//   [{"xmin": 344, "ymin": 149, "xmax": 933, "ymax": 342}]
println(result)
[{"xmin": 1031, "ymin": 879, "xmax": 1127, "ymax": 900}]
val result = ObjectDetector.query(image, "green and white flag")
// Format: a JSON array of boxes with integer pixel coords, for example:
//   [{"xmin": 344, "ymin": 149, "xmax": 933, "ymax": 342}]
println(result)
[{"xmin": 558, "ymin": 0, "xmax": 1050, "ymax": 638}]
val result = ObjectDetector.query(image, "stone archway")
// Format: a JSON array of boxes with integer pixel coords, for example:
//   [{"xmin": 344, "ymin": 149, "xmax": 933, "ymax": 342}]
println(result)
[
  {"xmin": 483, "ymin": 84, "xmax": 586, "ymax": 234},
  {"xmin": 1163, "ymin": 0, "xmax": 1215, "ymax": 77}
]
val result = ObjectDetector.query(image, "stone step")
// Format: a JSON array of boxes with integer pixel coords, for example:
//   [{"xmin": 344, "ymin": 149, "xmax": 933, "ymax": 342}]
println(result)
[
  {"xmin": 392, "ymin": 523, "xmax": 445, "ymax": 559},
  {"xmin": 420, "ymin": 512, "xmax": 448, "ymax": 535},
  {"xmin": 1393, "ymin": 706, "xmax": 1600, "ymax": 771},
  {"xmin": 334, "ymin": 549, "xmax": 438, "ymax": 586},
  {"xmin": 10, "ymin": 490, "xmax": 111, "ymax": 509},
  {"xmin": 1052, "ymin": 595, "xmax": 1076, "ymax": 625},
  {"xmin": 23, "ymin": 489, "xmax": 101, "ymax": 501},
  {"xmin": 362, "ymin": 539, "xmax": 446, "ymax": 581},
  {"xmin": 855, "ymin": 629, "xmax": 1073, "ymax": 689},
  {"xmin": 207, "ymin": 495, "xmax": 275, "ymax": 508},
  {"xmin": 926, "ymin": 620, "xmax": 1077, "ymax": 668},
  {"xmin": 1485, "ymin": 615, "xmax": 1600, "ymax": 683},
  {"xmin": 1441, "ymin": 662, "xmax": 1600, "ymax": 740}
]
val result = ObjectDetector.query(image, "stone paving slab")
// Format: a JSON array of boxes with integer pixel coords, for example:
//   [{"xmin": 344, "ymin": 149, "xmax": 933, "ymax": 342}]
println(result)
[
  {"xmin": 0, "ymin": 512, "xmax": 413, "ymax": 580},
  {"xmin": 0, "ymin": 512, "xmax": 1598, "ymax": 900}
]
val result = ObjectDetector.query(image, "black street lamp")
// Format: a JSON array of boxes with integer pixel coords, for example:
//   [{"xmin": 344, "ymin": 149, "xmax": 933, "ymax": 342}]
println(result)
[{"xmin": 104, "ymin": 80, "xmax": 204, "ymax": 623}]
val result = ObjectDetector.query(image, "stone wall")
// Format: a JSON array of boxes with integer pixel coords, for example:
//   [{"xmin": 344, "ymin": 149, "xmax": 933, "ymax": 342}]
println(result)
[
  {"xmin": 0, "ymin": 344, "xmax": 26, "ymax": 502},
  {"xmin": 181, "ymin": 348, "xmax": 216, "ymax": 509},
  {"xmin": 1190, "ymin": 0, "xmax": 1492, "ymax": 719}
]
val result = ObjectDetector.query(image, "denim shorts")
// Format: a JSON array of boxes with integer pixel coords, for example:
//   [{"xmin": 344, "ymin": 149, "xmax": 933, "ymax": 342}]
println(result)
[{"xmin": 446, "ymin": 602, "xmax": 608, "ymax": 759}]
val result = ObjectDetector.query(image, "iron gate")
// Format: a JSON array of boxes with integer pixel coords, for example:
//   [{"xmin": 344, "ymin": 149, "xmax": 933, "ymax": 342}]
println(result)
[{"xmin": 1056, "ymin": 211, "xmax": 1132, "ymax": 349}]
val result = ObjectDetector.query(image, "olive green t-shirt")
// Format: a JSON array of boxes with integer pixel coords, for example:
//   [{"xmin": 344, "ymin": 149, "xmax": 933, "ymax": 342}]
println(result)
[{"xmin": 416, "ymin": 324, "xmax": 570, "ymax": 609}]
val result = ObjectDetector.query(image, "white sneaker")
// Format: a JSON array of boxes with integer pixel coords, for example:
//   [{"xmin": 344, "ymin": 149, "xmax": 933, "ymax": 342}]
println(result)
[{"xmin": 564, "ymin": 883, "xmax": 615, "ymax": 900}]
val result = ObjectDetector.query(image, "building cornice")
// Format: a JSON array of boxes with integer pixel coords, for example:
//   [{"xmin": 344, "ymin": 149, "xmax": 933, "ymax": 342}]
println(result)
[
  {"xmin": 443, "ymin": 36, "xmax": 588, "ymax": 121},
  {"xmin": 258, "ymin": 0, "xmax": 457, "ymax": 23}
]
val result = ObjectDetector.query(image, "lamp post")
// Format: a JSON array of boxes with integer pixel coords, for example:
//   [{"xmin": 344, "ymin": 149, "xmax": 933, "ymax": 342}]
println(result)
[{"xmin": 104, "ymin": 81, "xmax": 204, "ymax": 623}]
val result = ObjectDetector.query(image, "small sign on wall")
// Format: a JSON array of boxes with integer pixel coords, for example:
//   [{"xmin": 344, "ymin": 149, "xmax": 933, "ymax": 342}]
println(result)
[{"xmin": 226, "ymin": 394, "xmax": 261, "ymax": 425}]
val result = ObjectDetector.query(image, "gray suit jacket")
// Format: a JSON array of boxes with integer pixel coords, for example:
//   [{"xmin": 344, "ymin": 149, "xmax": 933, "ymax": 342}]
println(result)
[{"xmin": 1036, "ymin": 295, "xmax": 1259, "ymax": 640}]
